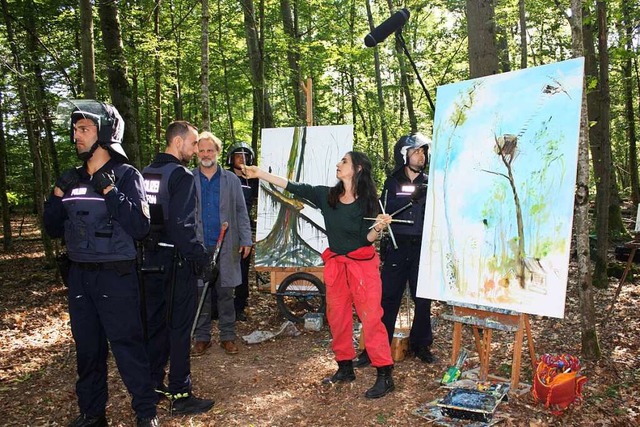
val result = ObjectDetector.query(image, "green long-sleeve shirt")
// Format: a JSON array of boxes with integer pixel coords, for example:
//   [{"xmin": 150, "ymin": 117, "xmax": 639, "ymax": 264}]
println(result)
[{"xmin": 286, "ymin": 181, "xmax": 373, "ymax": 255}]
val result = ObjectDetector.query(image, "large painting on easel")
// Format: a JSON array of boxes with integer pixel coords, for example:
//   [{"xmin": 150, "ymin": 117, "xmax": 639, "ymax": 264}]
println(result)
[
  {"xmin": 255, "ymin": 125, "xmax": 353, "ymax": 267},
  {"xmin": 416, "ymin": 58, "xmax": 585, "ymax": 318}
]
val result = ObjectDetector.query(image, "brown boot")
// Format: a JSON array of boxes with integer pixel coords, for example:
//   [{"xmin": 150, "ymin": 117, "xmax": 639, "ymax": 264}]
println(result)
[
  {"xmin": 191, "ymin": 340, "xmax": 211, "ymax": 356},
  {"xmin": 220, "ymin": 340, "xmax": 239, "ymax": 354}
]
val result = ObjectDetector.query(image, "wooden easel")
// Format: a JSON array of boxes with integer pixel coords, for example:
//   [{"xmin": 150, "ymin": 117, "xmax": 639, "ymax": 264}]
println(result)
[
  {"xmin": 442, "ymin": 302, "xmax": 536, "ymax": 390},
  {"xmin": 605, "ymin": 235, "xmax": 640, "ymax": 322}
]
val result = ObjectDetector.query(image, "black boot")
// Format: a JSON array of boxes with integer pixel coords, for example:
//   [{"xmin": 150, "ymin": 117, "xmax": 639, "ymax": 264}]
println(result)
[
  {"xmin": 352, "ymin": 350, "xmax": 371, "ymax": 368},
  {"xmin": 322, "ymin": 360, "xmax": 356, "ymax": 384},
  {"xmin": 136, "ymin": 416, "xmax": 159, "ymax": 427},
  {"xmin": 364, "ymin": 365, "xmax": 395, "ymax": 399},
  {"xmin": 68, "ymin": 414, "xmax": 107, "ymax": 427}
]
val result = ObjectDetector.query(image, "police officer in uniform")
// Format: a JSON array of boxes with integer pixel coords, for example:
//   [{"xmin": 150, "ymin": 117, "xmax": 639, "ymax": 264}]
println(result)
[
  {"xmin": 354, "ymin": 133, "xmax": 435, "ymax": 368},
  {"xmin": 142, "ymin": 120, "xmax": 214, "ymax": 415},
  {"xmin": 225, "ymin": 142, "xmax": 258, "ymax": 321},
  {"xmin": 43, "ymin": 100, "xmax": 159, "ymax": 427}
]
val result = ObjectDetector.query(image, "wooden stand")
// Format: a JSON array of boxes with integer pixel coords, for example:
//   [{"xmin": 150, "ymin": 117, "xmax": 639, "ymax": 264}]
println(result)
[
  {"xmin": 442, "ymin": 302, "xmax": 536, "ymax": 390},
  {"xmin": 605, "ymin": 238, "xmax": 640, "ymax": 322}
]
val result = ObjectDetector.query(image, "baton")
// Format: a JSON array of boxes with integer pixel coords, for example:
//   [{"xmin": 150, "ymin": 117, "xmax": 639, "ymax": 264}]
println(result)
[{"xmin": 191, "ymin": 221, "xmax": 229, "ymax": 338}]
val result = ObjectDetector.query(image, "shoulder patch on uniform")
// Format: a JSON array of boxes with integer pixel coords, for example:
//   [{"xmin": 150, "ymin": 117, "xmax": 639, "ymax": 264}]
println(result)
[{"xmin": 141, "ymin": 201, "xmax": 150, "ymax": 219}]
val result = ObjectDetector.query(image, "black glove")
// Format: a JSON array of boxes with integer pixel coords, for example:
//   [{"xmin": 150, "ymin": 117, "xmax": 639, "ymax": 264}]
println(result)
[
  {"xmin": 411, "ymin": 184, "xmax": 427, "ymax": 202},
  {"xmin": 204, "ymin": 263, "xmax": 220, "ymax": 284},
  {"xmin": 55, "ymin": 168, "xmax": 80, "ymax": 193},
  {"xmin": 92, "ymin": 170, "xmax": 116, "ymax": 193}
]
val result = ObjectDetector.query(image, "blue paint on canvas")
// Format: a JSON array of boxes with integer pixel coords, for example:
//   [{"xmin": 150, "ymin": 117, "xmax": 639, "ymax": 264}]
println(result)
[{"xmin": 417, "ymin": 58, "xmax": 585, "ymax": 318}]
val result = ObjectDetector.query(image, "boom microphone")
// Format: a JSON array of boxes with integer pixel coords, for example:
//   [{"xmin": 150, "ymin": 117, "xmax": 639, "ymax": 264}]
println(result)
[{"xmin": 364, "ymin": 8, "xmax": 410, "ymax": 48}]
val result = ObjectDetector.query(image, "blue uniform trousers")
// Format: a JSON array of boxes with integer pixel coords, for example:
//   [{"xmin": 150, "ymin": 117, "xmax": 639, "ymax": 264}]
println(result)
[
  {"xmin": 144, "ymin": 247, "xmax": 196, "ymax": 394},
  {"xmin": 68, "ymin": 263, "xmax": 157, "ymax": 419},
  {"xmin": 380, "ymin": 237, "xmax": 433, "ymax": 349}
]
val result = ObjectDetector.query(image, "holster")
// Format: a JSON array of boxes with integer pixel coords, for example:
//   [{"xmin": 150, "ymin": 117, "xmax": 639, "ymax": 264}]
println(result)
[
  {"xmin": 143, "ymin": 232, "xmax": 161, "ymax": 252},
  {"xmin": 55, "ymin": 252, "xmax": 71, "ymax": 287}
]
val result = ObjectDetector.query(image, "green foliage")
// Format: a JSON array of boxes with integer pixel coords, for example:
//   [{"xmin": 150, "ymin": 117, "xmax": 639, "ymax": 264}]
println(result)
[{"xmin": 0, "ymin": 0, "xmax": 637, "ymax": 228}]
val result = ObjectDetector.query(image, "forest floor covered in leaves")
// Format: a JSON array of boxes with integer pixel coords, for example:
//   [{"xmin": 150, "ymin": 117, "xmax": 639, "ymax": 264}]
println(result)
[{"xmin": 1, "ymin": 214, "xmax": 639, "ymax": 426}]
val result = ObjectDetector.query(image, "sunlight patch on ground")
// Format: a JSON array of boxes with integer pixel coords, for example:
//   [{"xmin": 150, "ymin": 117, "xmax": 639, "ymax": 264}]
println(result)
[{"xmin": 0, "ymin": 304, "xmax": 72, "ymax": 382}]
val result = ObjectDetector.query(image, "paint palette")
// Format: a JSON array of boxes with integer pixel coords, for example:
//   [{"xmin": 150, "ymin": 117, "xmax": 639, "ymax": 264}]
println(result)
[{"xmin": 437, "ymin": 388, "xmax": 501, "ymax": 422}]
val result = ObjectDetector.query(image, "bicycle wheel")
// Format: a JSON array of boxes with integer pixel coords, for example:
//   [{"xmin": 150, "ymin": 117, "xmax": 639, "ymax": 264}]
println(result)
[{"xmin": 276, "ymin": 272, "xmax": 326, "ymax": 323}]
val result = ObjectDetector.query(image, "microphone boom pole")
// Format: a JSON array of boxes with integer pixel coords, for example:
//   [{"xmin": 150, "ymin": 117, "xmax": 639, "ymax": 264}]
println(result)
[{"xmin": 395, "ymin": 30, "xmax": 435, "ymax": 113}]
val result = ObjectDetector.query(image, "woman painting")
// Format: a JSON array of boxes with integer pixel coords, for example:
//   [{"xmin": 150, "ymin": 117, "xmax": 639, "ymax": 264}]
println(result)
[{"xmin": 242, "ymin": 151, "xmax": 395, "ymax": 398}]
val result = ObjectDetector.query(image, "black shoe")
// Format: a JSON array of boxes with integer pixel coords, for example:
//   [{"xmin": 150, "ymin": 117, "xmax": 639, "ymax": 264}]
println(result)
[
  {"xmin": 136, "ymin": 416, "xmax": 159, "ymax": 427},
  {"xmin": 353, "ymin": 350, "xmax": 371, "ymax": 368},
  {"xmin": 68, "ymin": 414, "xmax": 108, "ymax": 427},
  {"xmin": 415, "ymin": 347, "xmax": 435, "ymax": 363},
  {"xmin": 236, "ymin": 311, "xmax": 247, "ymax": 321},
  {"xmin": 364, "ymin": 365, "xmax": 395, "ymax": 399},
  {"xmin": 155, "ymin": 383, "xmax": 170, "ymax": 400},
  {"xmin": 322, "ymin": 360, "xmax": 356, "ymax": 384},
  {"xmin": 171, "ymin": 393, "xmax": 215, "ymax": 415}
]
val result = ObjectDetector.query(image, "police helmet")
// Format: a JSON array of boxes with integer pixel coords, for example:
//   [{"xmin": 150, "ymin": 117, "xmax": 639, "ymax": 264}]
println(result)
[
  {"xmin": 226, "ymin": 141, "xmax": 255, "ymax": 167},
  {"xmin": 391, "ymin": 133, "xmax": 431, "ymax": 174},
  {"xmin": 62, "ymin": 99, "xmax": 127, "ymax": 160}
]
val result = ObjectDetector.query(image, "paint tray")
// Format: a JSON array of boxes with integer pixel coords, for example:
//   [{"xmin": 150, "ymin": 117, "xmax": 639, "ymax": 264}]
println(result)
[{"xmin": 437, "ymin": 388, "xmax": 500, "ymax": 422}]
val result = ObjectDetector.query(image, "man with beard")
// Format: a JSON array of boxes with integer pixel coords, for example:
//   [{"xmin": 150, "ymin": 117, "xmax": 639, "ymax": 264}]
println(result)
[
  {"xmin": 43, "ymin": 100, "xmax": 159, "ymax": 426},
  {"xmin": 141, "ymin": 121, "xmax": 214, "ymax": 415},
  {"xmin": 191, "ymin": 132, "xmax": 252, "ymax": 356}
]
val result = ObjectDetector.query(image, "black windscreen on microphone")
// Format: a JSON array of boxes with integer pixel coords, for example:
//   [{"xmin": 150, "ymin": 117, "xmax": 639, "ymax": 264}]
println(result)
[{"xmin": 364, "ymin": 8, "xmax": 410, "ymax": 48}]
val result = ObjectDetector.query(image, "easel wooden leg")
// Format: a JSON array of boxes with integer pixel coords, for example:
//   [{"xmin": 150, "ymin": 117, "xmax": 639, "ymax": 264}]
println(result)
[
  {"xmin": 510, "ymin": 316, "xmax": 525, "ymax": 390},
  {"xmin": 451, "ymin": 322, "xmax": 463, "ymax": 365},
  {"xmin": 472, "ymin": 327, "xmax": 486, "ymax": 367},
  {"xmin": 523, "ymin": 314, "xmax": 536, "ymax": 370},
  {"xmin": 479, "ymin": 328, "xmax": 492, "ymax": 380}
]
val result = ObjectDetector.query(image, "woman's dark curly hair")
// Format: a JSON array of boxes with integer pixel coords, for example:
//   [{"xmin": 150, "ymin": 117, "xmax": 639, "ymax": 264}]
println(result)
[{"xmin": 328, "ymin": 151, "xmax": 379, "ymax": 217}]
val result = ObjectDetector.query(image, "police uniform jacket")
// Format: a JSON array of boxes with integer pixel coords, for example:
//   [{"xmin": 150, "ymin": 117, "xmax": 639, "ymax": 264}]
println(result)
[
  {"xmin": 381, "ymin": 168, "xmax": 427, "ymax": 238},
  {"xmin": 192, "ymin": 165, "xmax": 252, "ymax": 288},
  {"xmin": 44, "ymin": 160, "xmax": 150, "ymax": 262},
  {"xmin": 142, "ymin": 153, "xmax": 206, "ymax": 264}
]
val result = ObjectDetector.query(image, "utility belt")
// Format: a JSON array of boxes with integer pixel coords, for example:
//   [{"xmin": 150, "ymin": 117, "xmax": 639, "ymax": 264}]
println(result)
[
  {"xmin": 74, "ymin": 259, "xmax": 135, "ymax": 275},
  {"xmin": 143, "ymin": 241, "xmax": 203, "ymax": 276}
]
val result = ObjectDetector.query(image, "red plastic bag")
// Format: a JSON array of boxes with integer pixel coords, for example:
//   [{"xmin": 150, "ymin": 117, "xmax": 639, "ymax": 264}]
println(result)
[{"xmin": 532, "ymin": 354, "xmax": 587, "ymax": 415}]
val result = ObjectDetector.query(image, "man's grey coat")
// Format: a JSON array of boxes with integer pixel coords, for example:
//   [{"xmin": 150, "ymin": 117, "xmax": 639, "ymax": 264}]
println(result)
[{"xmin": 192, "ymin": 165, "xmax": 252, "ymax": 288}]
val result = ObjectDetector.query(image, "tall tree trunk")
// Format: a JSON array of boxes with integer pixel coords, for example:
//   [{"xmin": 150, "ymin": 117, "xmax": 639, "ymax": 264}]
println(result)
[
  {"xmin": 466, "ymin": 0, "xmax": 499, "ymax": 78},
  {"xmin": 365, "ymin": 0, "xmax": 389, "ymax": 167},
  {"xmin": 622, "ymin": 0, "xmax": 639, "ymax": 205},
  {"xmin": 518, "ymin": 0, "xmax": 527, "ymax": 69},
  {"xmin": 169, "ymin": 0, "xmax": 183, "ymax": 120},
  {"xmin": 568, "ymin": 0, "xmax": 601, "ymax": 360},
  {"xmin": 280, "ymin": 0, "xmax": 304, "ymax": 124},
  {"xmin": 218, "ymin": 0, "xmax": 235, "ymax": 141},
  {"xmin": 0, "ymin": 88, "xmax": 12, "ymax": 251},
  {"xmin": 24, "ymin": 0, "xmax": 56, "ymax": 182},
  {"xmin": 241, "ymin": 0, "xmax": 270, "ymax": 147},
  {"xmin": 259, "ymin": 0, "xmax": 273, "ymax": 130},
  {"xmin": 348, "ymin": 0, "xmax": 360, "ymax": 147},
  {"xmin": 385, "ymin": 0, "xmax": 417, "ymax": 133},
  {"xmin": 1, "ymin": 0, "xmax": 53, "ymax": 263},
  {"xmin": 154, "ymin": 0, "xmax": 162, "ymax": 151},
  {"xmin": 201, "ymin": 0, "xmax": 211, "ymax": 131},
  {"xmin": 582, "ymin": 2, "xmax": 611, "ymax": 288},
  {"xmin": 97, "ymin": 0, "xmax": 141, "ymax": 168},
  {"xmin": 496, "ymin": 25, "xmax": 511, "ymax": 73},
  {"xmin": 79, "ymin": 0, "xmax": 97, "ymax": 98}
]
